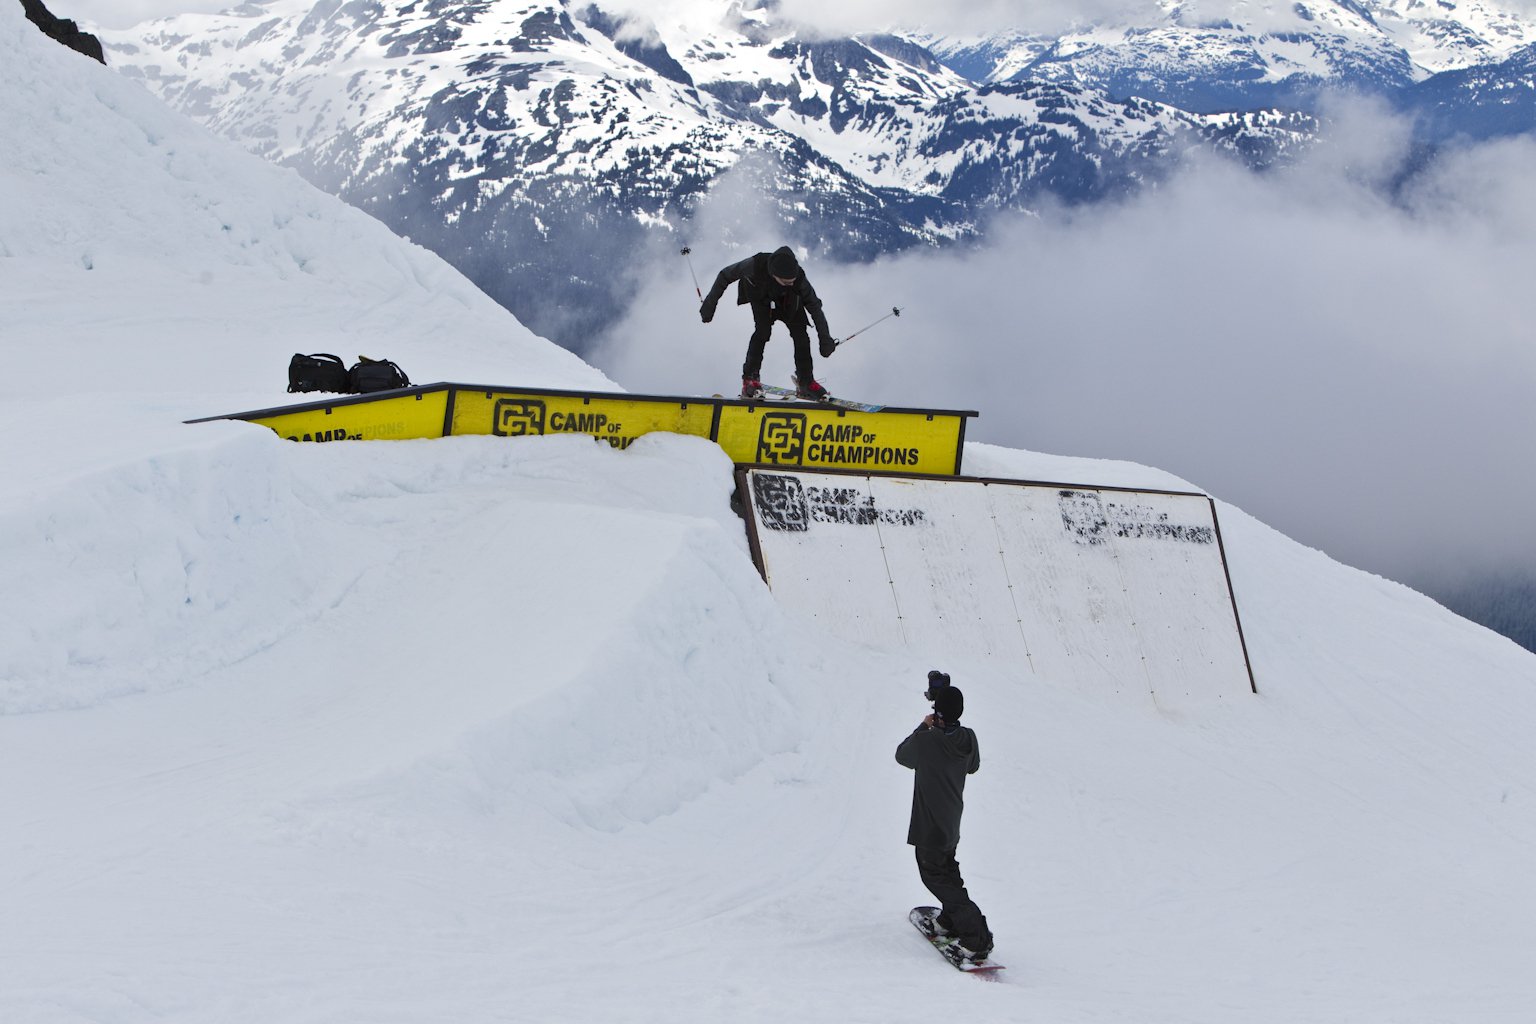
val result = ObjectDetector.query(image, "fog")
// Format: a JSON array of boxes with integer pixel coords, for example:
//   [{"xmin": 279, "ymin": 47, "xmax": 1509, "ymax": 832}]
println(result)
[
  {"xmin": 63, "ymin": 0, "xmax": 232, "ymax": 29},
  {"xmin": 592, "ymin": 100, "xmax": 1536, "ymax": 594}
]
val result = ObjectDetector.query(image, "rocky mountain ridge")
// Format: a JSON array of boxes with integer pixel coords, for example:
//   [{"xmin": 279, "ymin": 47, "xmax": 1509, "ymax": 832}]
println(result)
[
  {"xmin": 917, "ymin": 0, "xmax": 1536, "ymax": 114},
  {"xmin": 104, "ymin": 0, "xmax": 1315, "ymax": 347}
]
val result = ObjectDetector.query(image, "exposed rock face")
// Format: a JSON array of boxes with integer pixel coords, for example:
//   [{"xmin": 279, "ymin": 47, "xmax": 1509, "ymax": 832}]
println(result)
[{"xmin": 20, "ymin": 0, "xmax": 104, "ymax": 64}]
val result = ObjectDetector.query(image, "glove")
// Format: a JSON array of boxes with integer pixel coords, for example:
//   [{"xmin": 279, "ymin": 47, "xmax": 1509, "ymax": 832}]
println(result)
[
  {"xmin": 819, "ymin": 336, "xmax": 837, "ymax": 358},
  {"xmin": 700, "ymin": 299, "xmax": 716, "ymax": 324}
]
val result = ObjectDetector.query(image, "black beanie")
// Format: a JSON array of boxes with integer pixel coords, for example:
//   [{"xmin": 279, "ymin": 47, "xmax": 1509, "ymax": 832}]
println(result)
[
  {"xmin": 768, "ymin": 246, "xmax": 799, "ymax": 279},
  {"xmin": 933, "ymin": 686, "xmax": 964, "ymax": 722}
]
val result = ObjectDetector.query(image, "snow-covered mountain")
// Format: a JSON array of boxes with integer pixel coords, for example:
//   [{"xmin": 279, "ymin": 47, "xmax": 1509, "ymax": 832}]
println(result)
[
  {"xmin": 93, "ymin": 1, "xmax": 1536, "ymax": 350},
  {"xmin": 8, "ymin": 6, "xmax": 1536, "ymax": 1020},
  {"xmin": 1397, "ymin": 39, "xmax": 1536, "ymax": 138},
  {"xmin": 919, "ymin": 0, "xmax": 1536, "ymax": 113},
  {"xmin": 102, "ymin": 0, "xmax": 1313, "ymax": 349}
]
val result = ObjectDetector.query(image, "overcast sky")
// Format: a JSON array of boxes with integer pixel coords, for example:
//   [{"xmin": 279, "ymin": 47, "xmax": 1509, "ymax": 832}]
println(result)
[
  {"xmin": 63, "ymin": 0, "xmax": 1536, "ymax": 35},
  {"xmin": 60, "ymin": 0, "xmax": 220, "ymax": 29},
  {"xmin": 594, "ymin": 98, "xmax": 1536, "ymax": 594},
  {"xmin": 68, "ymin": 0, "xmax": 1536, "ymax": 32},
  {"xmin": 60, "ymin": 0, "xmax": 1110, "ymax": 32}
]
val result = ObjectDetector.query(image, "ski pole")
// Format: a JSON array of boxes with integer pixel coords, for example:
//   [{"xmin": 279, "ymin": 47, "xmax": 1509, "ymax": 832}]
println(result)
[
  {"xmin": 680, "ymin": 246, "xmax": 703, "ymax": 300},
  {"xmin": 836, "ymin": 306, "xmax": 901, "ymax": 348}
]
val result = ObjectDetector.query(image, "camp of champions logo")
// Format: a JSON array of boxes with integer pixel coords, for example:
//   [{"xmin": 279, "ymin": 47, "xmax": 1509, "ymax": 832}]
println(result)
[
  {"xmin": 1058, "ymin": 490, "xmax": 1214, "ymax": 546},
  {"xmin": 284, "ymin": 428, "xmax": 363, "ymax": 442},
  {"xmin": 493, "ymin": 399, "xmax": 547, "ymax": 437},
  {"xmin": 802, "ymin": 422, "xmax": 920, "ymax": 468},
  {"xmin": 752, "ymin": 474, "xmax": 925, "ymax": 532},
  {"xmin": 756, "ymin": 414, "xmax": 921, "ymax": 469},
  {"xmin": 753, "ymin": 474, "xmax": 810, "ymax": 532},
  {"xmin": 757, "ymin": 413, "xmax": 807, "ymax": 464},
  {"xmin": 491, "ymin": 398, "xmax": 639, "ymax": 448}
]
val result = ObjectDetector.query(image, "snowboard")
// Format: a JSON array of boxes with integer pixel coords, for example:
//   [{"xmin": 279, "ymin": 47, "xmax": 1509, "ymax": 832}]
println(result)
[{"xmin": 909, "ymin": 907, "xmax": 1004, "ymax": 975}]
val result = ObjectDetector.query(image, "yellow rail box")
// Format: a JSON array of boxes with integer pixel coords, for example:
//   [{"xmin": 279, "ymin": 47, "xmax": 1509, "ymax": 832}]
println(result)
[
  {"xmin": 714, "ymin": 402, "xmax": 967, "ymax": 477},
  {"xmin": 235, "ymin": 388, "xmax": 451, "ymax": 443},
  {"xmin": 191, "ymin": 384, "xmax": 976, "ymax": 477},
  {"xmin": 449, "ymin": 387, "xmax": 716, "ymax": 450}
]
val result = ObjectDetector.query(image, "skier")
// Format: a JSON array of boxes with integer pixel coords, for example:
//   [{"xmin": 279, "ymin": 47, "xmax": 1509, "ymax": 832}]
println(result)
[
  {"xmin": 698, "ymin": 245, "xmax": 835, "ymax": 401},
  {"xmin": 896, "ymin": 670, "xmax": 994, "ymax": 963}
]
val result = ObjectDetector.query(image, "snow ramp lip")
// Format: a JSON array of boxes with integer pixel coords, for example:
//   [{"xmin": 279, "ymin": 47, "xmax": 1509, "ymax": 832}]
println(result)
[{"xmin": 736, "ymin": 465, "xmax": 1258, "ymax": 705}]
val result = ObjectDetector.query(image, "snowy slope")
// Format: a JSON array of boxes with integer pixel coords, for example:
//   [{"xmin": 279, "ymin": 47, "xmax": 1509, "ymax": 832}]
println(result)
[
  {"xmin": 1, "ymin": 0, "xmax": 611, "ymax": 505},
  {"xmin": 6, "ymin": 7, "xmax": 1536, "ymax": 1023}
]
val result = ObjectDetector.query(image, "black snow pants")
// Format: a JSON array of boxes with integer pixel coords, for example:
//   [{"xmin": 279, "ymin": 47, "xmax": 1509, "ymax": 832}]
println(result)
[
  {"xmin": 743, "ymin": 297, "xmax": 814, "ymax": 383},
  {"xmin": 916, "ymin": 846, "xmax": 993, "ymax": 953}
]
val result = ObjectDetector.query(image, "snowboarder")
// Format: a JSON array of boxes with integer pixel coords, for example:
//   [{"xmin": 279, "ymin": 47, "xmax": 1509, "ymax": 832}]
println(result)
[
  {"xmin": 698, "ymin": 245, "xmax": 835, "ymax": 400},
  {"xmin": 896, "ymin": 670, "xmax": 994, "ymax": 963}
]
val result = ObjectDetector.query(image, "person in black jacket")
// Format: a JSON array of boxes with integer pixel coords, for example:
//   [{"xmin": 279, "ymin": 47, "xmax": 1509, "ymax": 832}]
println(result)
[
  {"xmin": 699, "ymin": 245, "xmax": 835, "ymax": 401},
  {"xmin": 895, "ymin": 671, "xmax": 994, "ymax": 961}
]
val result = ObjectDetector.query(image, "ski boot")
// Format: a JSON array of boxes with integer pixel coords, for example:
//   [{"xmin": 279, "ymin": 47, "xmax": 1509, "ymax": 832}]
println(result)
[
  {"xmin": 794, "ymin": 376, "xmax": 829, "ymax": 401},
  {"xmin": 740, "ymin": 377, "xmax": 763, "ymax": 399}
]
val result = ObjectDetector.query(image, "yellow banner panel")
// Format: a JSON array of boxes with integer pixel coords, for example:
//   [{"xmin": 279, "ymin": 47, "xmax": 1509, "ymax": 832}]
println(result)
[
  {"xmin": 450, "ymin": 389, "xmax": 716, "ymax": 450},
  {"xmin": 715, "ymin": 404, "xmax": 964, "ymax": 476},
  {"xmin": 250, "ymin": 391, "xmax": 449, "ymax": 442}
]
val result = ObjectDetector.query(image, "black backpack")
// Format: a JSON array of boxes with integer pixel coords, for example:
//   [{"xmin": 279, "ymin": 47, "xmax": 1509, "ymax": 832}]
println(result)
[
  {"xmin": 348, "ymin": 355, "xmax": 412, "ymax": 393},
  {"xmin": 287, "ymin": 352, "xmax": 350, "ymax": 394}
]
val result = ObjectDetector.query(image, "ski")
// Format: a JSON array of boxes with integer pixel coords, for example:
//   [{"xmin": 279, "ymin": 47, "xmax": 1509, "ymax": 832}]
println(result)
[{"xmin": 755, "ymin": 384, "xmax": 885, "ymax": 413}]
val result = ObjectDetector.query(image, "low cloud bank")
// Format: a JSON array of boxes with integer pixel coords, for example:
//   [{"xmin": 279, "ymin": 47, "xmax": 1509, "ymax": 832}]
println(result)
[{"xmin": 595, "ymin": 100, "xmax": 1536, "ymax": 592}]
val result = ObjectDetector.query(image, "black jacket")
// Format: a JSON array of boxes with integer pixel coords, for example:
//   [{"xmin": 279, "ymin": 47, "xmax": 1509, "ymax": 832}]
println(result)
[
  {"xmin": 896, "ymin": 722, "xmax": 980, "ymax": 850},
  {"xmin": 701, "ymin": 252, "xmax": 832, "ymax": 342}
]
